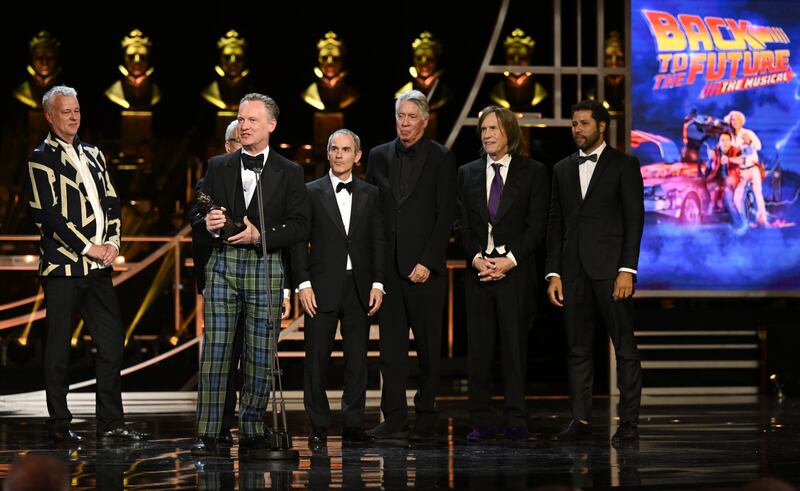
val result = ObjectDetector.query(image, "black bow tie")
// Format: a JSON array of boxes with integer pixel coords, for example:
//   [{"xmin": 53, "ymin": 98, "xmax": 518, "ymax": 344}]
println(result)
[
  {"xmin": 577, "ymin": 154, "xmax": 598, "ymax": 164},
  {"xmin": 242, "ymin": 154, "xmax": 264, "ymax": 172},
  {"xmin": 336, "ymin": 181, "xmax": 353, "ymax": 194}
]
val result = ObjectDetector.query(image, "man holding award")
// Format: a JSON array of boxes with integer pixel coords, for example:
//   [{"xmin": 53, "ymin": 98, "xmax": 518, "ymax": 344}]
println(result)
[{"xmin": 190, "ymin": 93, "xmax": 310, "ymax": 459}]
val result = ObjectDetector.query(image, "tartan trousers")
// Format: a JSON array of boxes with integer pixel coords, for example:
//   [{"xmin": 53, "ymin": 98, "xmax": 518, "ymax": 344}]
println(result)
[{"xmin": 196, "ymin": 244, "xmax": 283, "ymax": 438}]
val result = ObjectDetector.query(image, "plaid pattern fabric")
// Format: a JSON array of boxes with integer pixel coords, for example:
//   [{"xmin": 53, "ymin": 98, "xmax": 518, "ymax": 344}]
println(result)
[{"xmin": 196, "ymin": 245, "xmax": 283, "ymax": 437}]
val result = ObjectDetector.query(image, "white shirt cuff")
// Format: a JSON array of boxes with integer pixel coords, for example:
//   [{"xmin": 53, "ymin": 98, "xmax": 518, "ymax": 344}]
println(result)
[
  {"xmin": 372, "ymin": 282, "xmax": 384, "ymax": 293},
  {"xmin": 545, "ymin": 272, "xmax": 560, "ymax": 280},
  {"xmin": 298, "ymin": 281, "xmax": 312, "ymax": 291},
  {"xmin": 283, "ymin": 289, "xmax": 290, "ymax": 299},
  {"xmin": 618, "ymin": 268, "xmax": 637, "ymax": 275},
  {"xmin": 505, "ymin": 251, "xmax": 517, "ymax": 266}
]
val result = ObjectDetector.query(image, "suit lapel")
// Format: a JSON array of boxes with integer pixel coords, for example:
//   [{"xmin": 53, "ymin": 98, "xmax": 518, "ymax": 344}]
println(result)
[
  {"xmin": 48, "ymin": 134, "xmax": 82, "ymax": 183},
  {"xmin": 471, "ymin": 163, "xmax": 489, "ymax": 225},
  {"xmin": 388, "ymin": 142, "xmax": 402, "ymax": 204},
  {"xmin": 223, "ymin": 150, "xmax": 241, "ymax": 210},
  {"xmin": 583, "ymin": 147, "xmax": 612, "ymax": 202},
  {"xmin": 399, "ymin": 138, "xmax": 430, "ymax": 207},
  {"xmin": 494, "ymin": 157, "xmax": 528, "ymax": 224},
  {"xmin": 250, "ymin": 149, "xmax": 283, "ymax": 213},
  {"xmin": 349, "ymin": 179, "xmax": 367, "ymax": 238},
  {"xmin": 567, "ymin": 152, "xmax": 583, "ymax": 204},
  {"xmin": 319, "ymin": 178, "xmax": 347, "ymax": 237}
]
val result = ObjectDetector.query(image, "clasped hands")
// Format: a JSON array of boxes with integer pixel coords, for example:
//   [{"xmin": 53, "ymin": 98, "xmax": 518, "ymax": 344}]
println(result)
[
  {"xmin": 473, "ymin": 256, "xmax": 515, "ymax": 282},
  {"xmin": 86, "ymin": 243, "xmax": 118, "ymax": 267}
]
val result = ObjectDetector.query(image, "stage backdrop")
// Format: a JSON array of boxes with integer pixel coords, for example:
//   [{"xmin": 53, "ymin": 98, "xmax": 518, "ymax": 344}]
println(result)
[{"xmin": 630, "ymin": 0, "xmax": 800, "ymax": 292}]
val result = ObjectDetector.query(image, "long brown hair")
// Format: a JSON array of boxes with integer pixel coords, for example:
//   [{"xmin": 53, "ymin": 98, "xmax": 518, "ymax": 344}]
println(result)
[{"xmin": 477, "ymin": 105, "xmax": 526, "ymax": 156}]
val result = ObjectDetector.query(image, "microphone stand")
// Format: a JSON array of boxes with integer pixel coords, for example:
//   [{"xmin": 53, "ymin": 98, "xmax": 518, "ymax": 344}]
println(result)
[{"xmin": 253, "ymin": 163, "xmax": 299, "ymax": 461}]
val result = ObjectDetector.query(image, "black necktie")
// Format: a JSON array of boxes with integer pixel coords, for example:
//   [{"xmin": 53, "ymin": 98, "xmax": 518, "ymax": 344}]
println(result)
[
  {"xmin": 242, "ymin": 154, "xmax": 264, "ymax": 172},
  {"xmin": 336, "ymin": 181, "xmax": 353, "ymax": 194},
  {"xmin": 577, "ymin": 154, "xmax": 598, "ymax": 164}
]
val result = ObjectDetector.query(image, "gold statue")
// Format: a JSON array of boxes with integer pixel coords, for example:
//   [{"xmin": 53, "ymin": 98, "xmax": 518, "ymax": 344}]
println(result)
[
  {"xmin": 605, "ymin": 30, "xmax": 624, "ymax": 69},
  {"xmin": 396, "ymin": 31, "xmax": 451, "ymax": 111},
  {"xmin": 604, "ymin": 30, "xmax": 625, "ymax": 114},
  {"xmin": 105, "ymin": 29, "xmax": 161, "ymax": 110},
  {"xmin": 302, "ymin": 31, "xmax": 358, "ymax": 111},
  {"xmin": 490, "ymin": 28, "xmax": 547, "ymax": 112},
  {"xmin": 13, "ymin": 31, "xmax": 62, "ymax": 109},
  {"xmin": 202, "ymin": 30, "xmax": 253, "ymax": 111}
]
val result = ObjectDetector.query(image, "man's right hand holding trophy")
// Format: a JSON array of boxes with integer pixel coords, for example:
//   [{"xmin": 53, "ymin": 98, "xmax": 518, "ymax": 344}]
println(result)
[{"xmin": 197, "ymin": 191, "xmax": 255, "ymax": 244}]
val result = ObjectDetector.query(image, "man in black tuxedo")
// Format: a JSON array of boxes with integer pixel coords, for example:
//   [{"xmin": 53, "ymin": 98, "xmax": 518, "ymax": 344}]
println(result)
[
  {"xmin": 190, "ymin": 93, "xmax": 309, "ymax": 458},
  {"xmin": 365, "ymin": 90, "xmax": 456, "ymax": 440},
  {"xmin": 546, "ymin": 100, "xmax": 644, "ymax": 445},
  {"xmin": 291, "ymin": 129, "xmax": 385, "ymax": 445},
  {"xmin": 25, "ymin": 85, "xmax": 147, "ymax": 444},
  {"xmin": 454, "ymin": 106, "xmax": 549, "ymax": 441}
]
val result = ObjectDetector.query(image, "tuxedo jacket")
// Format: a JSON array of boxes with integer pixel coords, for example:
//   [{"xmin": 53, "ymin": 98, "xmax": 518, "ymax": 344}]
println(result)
[
  {"xmin": 455, "ymin": 155, "xmax": 549, "ymax": 285},
  {"xmin": 365, "ymin": 137, "xmax": 456, "ymax": 276},
  {"xmin": 25, "ymin": 133, "xmax": 121, "ymax": 277},
  {"xmin": 290, "ymin": 176, "xmax": 385, "ymax": 312},
  {"xmin": 545, "ymin": 145, "xmax": 644, "ymax": 281},
  {"xmin": 189, "ymin": 148, "xmax": 310, "ymax": 253}
]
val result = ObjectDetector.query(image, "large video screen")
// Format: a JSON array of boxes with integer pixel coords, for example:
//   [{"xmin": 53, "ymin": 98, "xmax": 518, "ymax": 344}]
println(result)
[{"xmin": 631, "ymin": 0, "xmax": 800, "ymax": 292}]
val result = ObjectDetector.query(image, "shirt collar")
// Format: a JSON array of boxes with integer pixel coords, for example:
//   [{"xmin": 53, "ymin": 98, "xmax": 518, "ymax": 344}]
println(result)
[
  {"xmin": 395, "ymin": 136, "xmax": 425, "ymax": 157},
  {"xmin": 485, "ymin": 153, "xmax": 512, "ymax": 169},
  {"xmin": 579, "ymin": 141, "xmax": 606, "ymax": 160},
  {"xmin": 53, "ymin": 134, "xmax": 82, "ymax": 154},
  {"xmin": 329, "ymin": 169, "xmax": 353, "ymax": 188},
  {"xmin": 241, "ymin": 146, "xmax": 270, "ymax": 170}
]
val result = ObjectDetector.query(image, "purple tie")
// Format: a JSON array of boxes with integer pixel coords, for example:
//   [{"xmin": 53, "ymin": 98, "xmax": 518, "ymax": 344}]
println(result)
[{"xmin": 488, "ymin": 162, "xmax": 504, "ymax": 224}]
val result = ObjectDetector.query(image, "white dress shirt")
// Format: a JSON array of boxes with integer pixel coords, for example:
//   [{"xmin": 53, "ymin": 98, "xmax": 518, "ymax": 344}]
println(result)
[
  {"xmin": 546, "ymin": 142, "xmax": 637, "ymax": 279},
  {"xmin": 298, "ymin": 171, "xmax": 384, "ymax": 293},
  {"xmin": 472, "ymin": 153, "xmax": 517, "ymax": 267},
  {"xmin": 241, "ymin": 147, "xmax": 269, "ymax": 208}
]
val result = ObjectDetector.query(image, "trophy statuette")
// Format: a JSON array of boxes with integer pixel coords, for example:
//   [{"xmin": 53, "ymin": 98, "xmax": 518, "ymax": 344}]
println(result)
[{"xmin": 196, "ymin": 191, "xmax": 246, "ymax": 240}]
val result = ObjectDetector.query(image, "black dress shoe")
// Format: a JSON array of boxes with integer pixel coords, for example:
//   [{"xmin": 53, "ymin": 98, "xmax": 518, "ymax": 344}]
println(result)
[
  {"xmin": 365, "ymin": 420, "xmax": 409, "ymax": 440},
  {"xmin": 611, "ymin": 422, "xmax": 639, "ymax": 446},
  {"xmin": 408, "ymin": 425, "xmax": 436, "ymax": 442},
  {"xmin": 191, "ymin": 436, "xmax": 229, "ymax": 457},
  {"xmin": 342, "ymin": 427, "xmax": 374, "ymax": 443},
  {"xmin": 503, "ymin": 426, "xmax": 537, "ymax": 442},
  {"xmin": 218, "ymin": 429, "xmax": 234, "ymax": 447},
  {"xmin": 98, "ymin": 426, "xmax": 149, "ymax": 442},
  {"xmin": 239, "ymin": 435, "xmax": 272, "ymax": 459},
  {"xmin": 49, "ymin": 429, "xmax": 84, "ymax": 445},
  {"xmin": 550, "ymin": 420, "xmax": 592, "ymax": 442},
  {"xmin": 308, "ymin": 427, "xmax": 328, "ymax": 445}
]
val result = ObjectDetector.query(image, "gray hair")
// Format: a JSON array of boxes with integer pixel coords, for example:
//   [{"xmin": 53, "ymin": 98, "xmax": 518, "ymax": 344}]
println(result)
[
  {"xmin": 395, "ymin": 89, "xmax": 430, "ymax": 119},
  {"xmin": 240, "ymin": 93, "xmax": 280, "ymax": 120},
  {"xmin": 224, "ymin": 120, "xmax": 239, "ymax": 141},
  {"xmin": 327, "ymin": 129, "xmax": 361, "ymax": 154},
  {"xmin": 725, "ymin": 110, "xmax": 746, "ymax": 126},
  {"xmin": 42, "ymin": 85, "xmax": 78, "ymax": 111}
]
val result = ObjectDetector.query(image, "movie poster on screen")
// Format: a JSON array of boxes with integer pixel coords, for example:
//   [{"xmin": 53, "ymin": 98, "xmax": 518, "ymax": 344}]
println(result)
[{"xmin": 631, "ymin": 0, "xmax": 800, "ymax": 292}]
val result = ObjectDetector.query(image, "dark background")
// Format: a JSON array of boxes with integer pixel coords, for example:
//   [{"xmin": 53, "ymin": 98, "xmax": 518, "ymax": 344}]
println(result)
[{"xmin": 1, "ymin": 0, "xmax": 797, "ymax": 399}]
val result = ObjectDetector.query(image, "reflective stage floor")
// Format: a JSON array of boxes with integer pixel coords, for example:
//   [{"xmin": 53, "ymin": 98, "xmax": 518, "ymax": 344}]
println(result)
[{"xmin": 0, "ymin": 394, "xmax": 797, "ymax": 490}]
